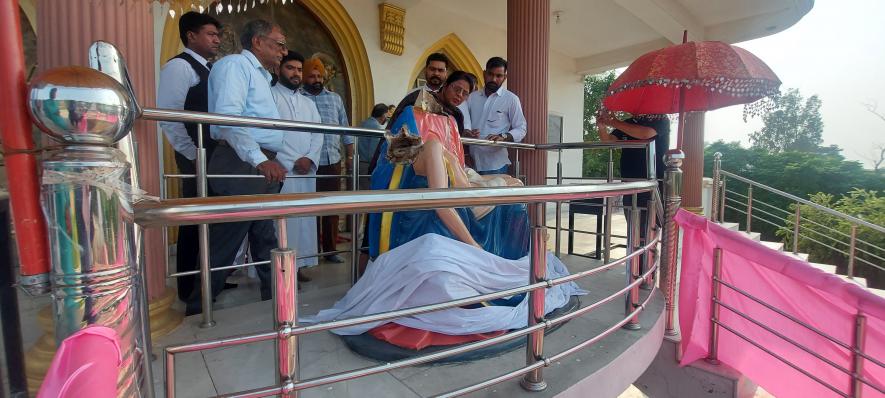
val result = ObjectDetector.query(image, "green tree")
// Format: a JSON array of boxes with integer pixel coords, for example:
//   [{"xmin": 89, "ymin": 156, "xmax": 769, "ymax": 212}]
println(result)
[
  {"xmin": 704, "ymin": 141, "xmax": 885, "ymax": 240},
  {"xmin": 750, "ymin": 88, "xmax": 824, "ymax": 153},
  {"xmin": 778, "ymin": 189, "xmax": 885, "ymax": 289},
  {"xmin": 582, "ymin": 70, "xmax": 619, "ymax": 177}
]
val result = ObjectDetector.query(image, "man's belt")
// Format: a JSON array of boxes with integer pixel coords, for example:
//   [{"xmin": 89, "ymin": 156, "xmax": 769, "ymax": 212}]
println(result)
[{"xmin": 216, "ymin": 140, "xmax": 277, "ymax": 159}]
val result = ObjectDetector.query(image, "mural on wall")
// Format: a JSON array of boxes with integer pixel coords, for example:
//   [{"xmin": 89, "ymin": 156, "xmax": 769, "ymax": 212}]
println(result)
[{"xmin": 210, "ymin": 1, "xmax": 351, "ymax": 119}]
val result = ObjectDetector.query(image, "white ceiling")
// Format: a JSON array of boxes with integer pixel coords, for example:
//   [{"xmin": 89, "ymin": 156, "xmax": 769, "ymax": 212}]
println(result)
[{"xmin": 403, "ymin": 0, "xmax": 813, "ymax": 74}]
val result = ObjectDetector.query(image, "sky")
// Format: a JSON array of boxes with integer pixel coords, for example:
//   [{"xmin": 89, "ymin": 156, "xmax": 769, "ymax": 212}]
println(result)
[{"xmin": 703, "ymin": 0, "xmax": 885, "ymax": 168}]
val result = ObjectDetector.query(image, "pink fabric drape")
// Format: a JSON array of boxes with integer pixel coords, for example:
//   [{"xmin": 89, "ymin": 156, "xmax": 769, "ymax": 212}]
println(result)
[
  {"xmin": 37, "ymin": 326, "xmax": 122, "ymax": 398},
  {"xmin": 675, "ymin": 210, "xmax": 885, "ymax": 398}
]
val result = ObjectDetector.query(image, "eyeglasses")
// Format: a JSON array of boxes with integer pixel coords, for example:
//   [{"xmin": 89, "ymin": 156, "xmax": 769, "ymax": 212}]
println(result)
[{"xmin": 261, "ymin": 36, "xmax": 288, "ymax": 52}]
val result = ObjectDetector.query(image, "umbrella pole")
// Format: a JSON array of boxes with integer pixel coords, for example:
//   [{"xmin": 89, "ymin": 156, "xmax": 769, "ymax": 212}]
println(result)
[{"xmin": 676, "ymin": 30, "xmax": 688, "ymax": 149}]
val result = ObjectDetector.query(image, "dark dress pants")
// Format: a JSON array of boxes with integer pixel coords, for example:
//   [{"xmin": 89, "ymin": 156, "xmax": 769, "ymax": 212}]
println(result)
[
  {"xmin": 185, "ymin": 145, "xmax": 281, "ymax": 314},
  {"xmin": 316, "ymin": 163, "xmax": 342, "ymax": 254}
]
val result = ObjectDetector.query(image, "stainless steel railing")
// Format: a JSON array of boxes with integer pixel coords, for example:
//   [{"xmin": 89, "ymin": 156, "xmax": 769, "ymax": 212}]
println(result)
[
  {"xmin": 704, "ymin": 247, "xmax": 884, "ymax": 397},
  {"xmin": 152, "ymin": 182, "xmax": 661, "ymax": 397},
  {"xmin": 710, "ymin": 152, "xmax": 884, "ymax": 285},
  {"xmin": 154, "ymin": 105, "xmax": 662, "ymax": 327}
]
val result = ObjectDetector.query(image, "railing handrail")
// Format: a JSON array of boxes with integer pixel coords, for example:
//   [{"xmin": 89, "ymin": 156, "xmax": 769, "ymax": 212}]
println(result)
[
  {"xmin": 141, "ymin": 107, "xmax": 653, "ymax": 151},
  {"xmin": 135, "ymin": 181, "xmax": 656, "ymax": 227},
  {"xmin": 719, "ymin": 170, "xmax": 885, "ymax": 234}
]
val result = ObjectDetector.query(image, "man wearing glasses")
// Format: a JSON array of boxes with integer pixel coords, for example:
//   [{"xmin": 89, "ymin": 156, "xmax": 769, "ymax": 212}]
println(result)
[{"xmin": 186, "ymin": 19, "xmax": 291, "ymax": 315}]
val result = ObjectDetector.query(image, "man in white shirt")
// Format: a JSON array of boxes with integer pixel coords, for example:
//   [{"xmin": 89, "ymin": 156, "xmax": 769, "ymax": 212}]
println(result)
[
  {"xmin": 271, "ymin": 52, "xmax": 323, "ymax": 280},
  {"xmin": 465, "ymin": 57, "xmax": 528, "ymax": 175},
  {"xmin": 156, "ymin": 12, "xmax": 221, "ymax": 301}
]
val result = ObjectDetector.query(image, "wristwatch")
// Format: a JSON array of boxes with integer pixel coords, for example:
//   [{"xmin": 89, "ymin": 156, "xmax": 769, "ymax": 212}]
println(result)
[{"xmin": 501, "ymin": 132, "xmax": 513, "ymax": 142}]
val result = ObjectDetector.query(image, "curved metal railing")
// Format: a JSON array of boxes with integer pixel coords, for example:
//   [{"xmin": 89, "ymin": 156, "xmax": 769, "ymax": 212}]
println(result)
[{"xmin": 153, "ymin": 182, "xmax": 661, "ymax": 397}]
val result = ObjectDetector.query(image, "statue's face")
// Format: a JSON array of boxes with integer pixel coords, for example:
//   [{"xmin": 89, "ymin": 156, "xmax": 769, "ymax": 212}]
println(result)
[{"xmin": 442, "ymin": 80, "xmax": 470, "ymax": 107}]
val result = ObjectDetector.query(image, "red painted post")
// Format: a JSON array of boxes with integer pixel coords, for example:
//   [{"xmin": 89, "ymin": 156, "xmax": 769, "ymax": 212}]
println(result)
[{"xmin": 0, "ymin": 0, "xmax": 50, "ymax": 286}]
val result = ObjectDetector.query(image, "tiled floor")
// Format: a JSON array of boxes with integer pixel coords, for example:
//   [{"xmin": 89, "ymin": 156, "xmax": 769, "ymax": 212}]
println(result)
[{"xmin": 16, "ymin": 205, "xmax": 657, "ymax": 397}]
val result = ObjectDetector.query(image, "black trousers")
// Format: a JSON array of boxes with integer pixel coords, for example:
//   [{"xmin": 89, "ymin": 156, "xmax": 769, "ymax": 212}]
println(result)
[
  {"xmin": 185, "ymin": 145, "xmax": 281, "ymax": 312},
  {"xmin": 174, "ymin": 152, "xmax": 201, "ymax": 300}
]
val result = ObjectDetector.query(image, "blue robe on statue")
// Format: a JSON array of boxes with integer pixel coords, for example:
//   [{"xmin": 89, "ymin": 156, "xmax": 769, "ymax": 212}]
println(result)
[{"xmin": 368, "ymin": 106, "xmax": 530, "ymax": 261}]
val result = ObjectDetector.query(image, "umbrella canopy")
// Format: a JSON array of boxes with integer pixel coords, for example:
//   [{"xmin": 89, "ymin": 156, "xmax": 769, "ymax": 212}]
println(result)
[{"xmin": 603, "ymin": 40, "xmax": 781, "ymax": 116}]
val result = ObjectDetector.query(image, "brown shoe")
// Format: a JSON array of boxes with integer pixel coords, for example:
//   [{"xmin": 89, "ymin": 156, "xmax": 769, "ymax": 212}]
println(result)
[{"xmin": 297, "ymin": 270, "xmax": 312, "ymax": 282}]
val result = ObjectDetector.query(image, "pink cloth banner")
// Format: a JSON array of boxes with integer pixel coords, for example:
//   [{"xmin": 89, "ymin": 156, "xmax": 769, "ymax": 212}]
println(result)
[
  {"xmin": 37, "ymin": 326, "xmax": 122, "ymax": 398},
  {"xmin": 675, "ymin": 210, "xmax": 885, "ymax": 398}
]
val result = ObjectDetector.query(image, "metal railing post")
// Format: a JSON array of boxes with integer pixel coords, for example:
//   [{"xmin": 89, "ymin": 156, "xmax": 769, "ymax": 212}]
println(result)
[
  {"xmin": 661, "ymin": 150, "xmax": 684, "ymax": 337},
  {"xmin": 604, "ymin": 148, "xmax": 614, "ymax": 263},
  {"xmin": 351, "ymin": 137, "xmax": 361, "ymax": 284},
  {"xmin": 272, "ymin": 246, "xmax": 298, "ymax": 397},
  {"xmin": 514, "ymin": 149, "xmax": 522, "ymax": 181},
  {"xmin": 719, "ymin": 179, "xmax": 726, "ymax": 223},
  {"xmin": 746, "ymin": 185, "xmax": 753, "ymax": 233},
  {"xmin": 624, "ymin": 194, "xmax": 641, "ymax": 330},
  {"xmin": 793, "ymin": 204, "xmax": 801, "ymax": 254},
  {"xmin": 643, "ymin": 199, "xmax": 658, "ymax": 289},
  {"xmin": 848, "ymin": 225, "xmax": 857, "ymax": 279},
  {"xmin": 555, "ymin": 149, "xmax": 563, "ymax": 257},
  {"xmin": 851, "ymin": 313, "xmax": 867, "ymax": 398},
  {"xmin": 196, "ymin": 124, "xmax": 215, "ymax": 329},
  {"xmin": 521, "ymin": 203, "xmax": 548, "ymax": 392},
  {"xmin": 711, "ymin": 152, "xmax": 722, "ymax": 222},
  {"xmin": 706, "ymin": 248, "xmax": 723, "ymax": 365}
]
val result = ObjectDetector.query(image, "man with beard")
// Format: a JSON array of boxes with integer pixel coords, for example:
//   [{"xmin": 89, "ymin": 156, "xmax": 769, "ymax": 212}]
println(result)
[
  {"xmin": 187, "ymin": 19, "xmax": 290, "ymax": 315},
  {"xmin": 272, "ymin": 51, "xmax": 323, "ymax": 281},
  {"xmin": 408, "ymin": 53, "xmax": 471, "ymax": 131},
  {"xmin": 157, "ymin": 12, "xmax": 222, "ymax": 301},
  {"xmin": 300, "ymin": 57, "xmax": 353, "ymax": 264},
  {"xmin": 465, "ymin": 57, "xmax": 527, "ymax": 175}
]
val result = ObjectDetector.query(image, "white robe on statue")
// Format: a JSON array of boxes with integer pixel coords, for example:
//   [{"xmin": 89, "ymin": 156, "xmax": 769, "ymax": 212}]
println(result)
[
  {"xmin": 301, "ymin": 234, "xmax": 587, "ymax": 335},
  {"xmin": 272, "ymin": 84, "xmax": 324, "ymax": 268}
]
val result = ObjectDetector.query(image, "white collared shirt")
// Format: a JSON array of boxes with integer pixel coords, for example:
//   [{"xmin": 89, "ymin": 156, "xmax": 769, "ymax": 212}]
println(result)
[
  {"xmin": 157, "ymin": 48, "xmax": 209, "ymax": 160},
  {"xmin": 466, "ymin": 86, "xmax": 527, "ymax": 172},
  {"xmin": 271, "ymin": 84, "xmax": 324, "ymax": 172}
]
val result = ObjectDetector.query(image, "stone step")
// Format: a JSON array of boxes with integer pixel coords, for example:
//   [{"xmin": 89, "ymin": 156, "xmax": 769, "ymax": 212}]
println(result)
[
  {"xmin": 869, "ymin": 288, "xmax": 885, "ymax": 298},
  {"xmin": 807, "ymin": 262, "xmax": 837, "ymax": 274},
  {"xmin": 720, "ymin": 222, "xmax": 740, "ymax": 231},
  {"xmin": 742, "ymin": 231, "xmax": 761, "ymax": 241},
  {"xmin": 758, "ymin": 240, "xmax": 784, "ymax": 251},
  {"xmin": 785, "ymin": 252, "xmax": 810, "ymax": 261},
  {"xmin": 838, "ymin": 275, "xmax": 868, "ymax": 288}
]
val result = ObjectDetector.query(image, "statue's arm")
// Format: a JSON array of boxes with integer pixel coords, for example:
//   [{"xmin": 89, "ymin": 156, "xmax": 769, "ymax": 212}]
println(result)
[{"xmin": 420, "ymin": 141, "xmax": 482, "ymax": 249}]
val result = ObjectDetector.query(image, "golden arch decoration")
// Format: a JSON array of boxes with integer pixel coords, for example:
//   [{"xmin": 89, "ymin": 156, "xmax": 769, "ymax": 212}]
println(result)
[{"xmin": 408, "ymin": 33, "xmax": 484, "ymax": 91}]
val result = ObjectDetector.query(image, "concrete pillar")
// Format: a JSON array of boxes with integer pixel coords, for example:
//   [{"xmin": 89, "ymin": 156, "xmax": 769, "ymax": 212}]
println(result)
[
  {"xmin": 506, "ymin": 0, "xmax": 549, "ymax": 189},
  {"xmin": 36, "ymin": 0, "xmax": 166, "ymax": 300},
  {"xmin": 681, "ymin": 112, "xmax": 705, "ymax": 213}
]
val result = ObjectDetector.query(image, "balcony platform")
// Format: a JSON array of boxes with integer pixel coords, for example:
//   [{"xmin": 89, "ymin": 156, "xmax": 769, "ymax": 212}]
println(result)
[{"xmin": 151, "ymin": 212, "xmax": 666, "ymax": 397}]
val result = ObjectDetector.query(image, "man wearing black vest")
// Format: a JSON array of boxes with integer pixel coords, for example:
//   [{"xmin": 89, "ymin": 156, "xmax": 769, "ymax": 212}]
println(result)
[{"xmin": 157, "ymin": 12, "xmax": 222, "ymax": 301}]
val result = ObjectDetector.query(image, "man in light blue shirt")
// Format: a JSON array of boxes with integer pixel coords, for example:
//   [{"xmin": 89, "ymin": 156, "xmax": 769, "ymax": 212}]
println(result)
[{"xmin": 186, "ymin": 19, "xmax": 289, "ymax": 315}]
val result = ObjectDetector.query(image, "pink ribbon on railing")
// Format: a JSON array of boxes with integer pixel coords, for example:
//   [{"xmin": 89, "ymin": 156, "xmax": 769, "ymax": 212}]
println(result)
[
  {"xmin": 675, "ymin": 210, "xmax": 885, "ymax": 398},
  {"xmin": 37, "ymin": 326, "xmax": 122, "ymax": 398}
]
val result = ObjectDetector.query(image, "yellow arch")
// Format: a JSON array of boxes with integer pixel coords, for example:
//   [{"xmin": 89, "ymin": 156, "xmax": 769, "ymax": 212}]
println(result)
[
  {"xmin": 19, "ymin": 0, "xmax": 37, "ymax": 31},
  {"xmin": 408, "ymin": 33, "xmax": 484, "ymax": 91}
]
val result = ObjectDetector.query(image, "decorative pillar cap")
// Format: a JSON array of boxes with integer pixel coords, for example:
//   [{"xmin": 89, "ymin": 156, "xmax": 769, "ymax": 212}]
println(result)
[
  {"xmin": 713, "ymin": 152, "xmax": 722, "ymax": 160},
  {"xmin": 28, "ymin": 66, "xmax": 137, "ymax": 145}
]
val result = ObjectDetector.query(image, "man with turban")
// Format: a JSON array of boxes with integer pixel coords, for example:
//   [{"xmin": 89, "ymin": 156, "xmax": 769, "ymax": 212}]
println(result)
[{"xmin": 300, "ymin": 57, "xmax": 353, "ymax": 264}]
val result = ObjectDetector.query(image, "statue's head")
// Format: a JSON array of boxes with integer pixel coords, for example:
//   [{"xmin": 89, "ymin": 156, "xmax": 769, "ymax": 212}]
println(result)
[{"xmin": 385, "ymin": 125, "xmax": 423, "ymax": 164}]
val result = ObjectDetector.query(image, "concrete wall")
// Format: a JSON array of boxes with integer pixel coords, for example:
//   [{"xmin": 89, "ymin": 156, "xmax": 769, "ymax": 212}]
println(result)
[{"xmin": 339, "ymin": 0, "xmax": 584, "ymax": 181}]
